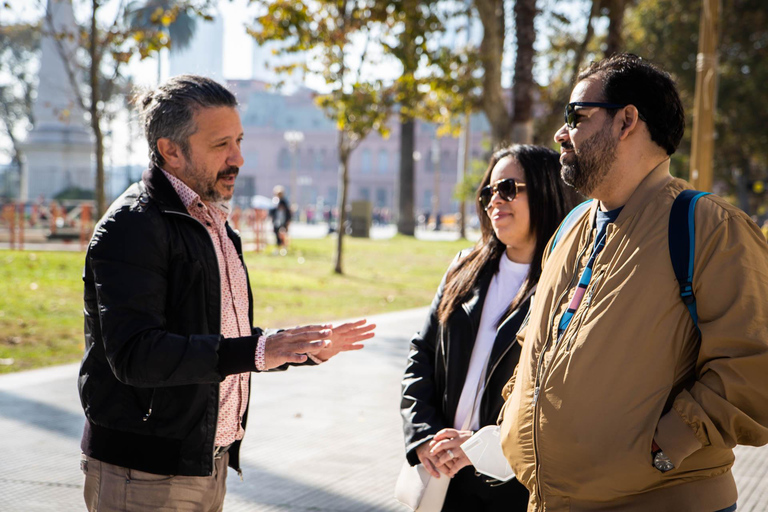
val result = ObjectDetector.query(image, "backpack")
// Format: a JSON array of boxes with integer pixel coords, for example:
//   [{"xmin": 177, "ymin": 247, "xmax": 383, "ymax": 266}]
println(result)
[{"xmin": 551, "ymin": 190, "xmax": 711, "ymax": 331}]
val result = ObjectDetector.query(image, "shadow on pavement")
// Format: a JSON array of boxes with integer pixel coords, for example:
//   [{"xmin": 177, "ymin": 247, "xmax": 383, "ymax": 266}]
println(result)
[
  {"xmin": 228, "ymin": 463, "xmax": 398, "ymax": 512},
  {"xmin": 0, "ymin": 390, "xmax": 83, "ymax": 440}
]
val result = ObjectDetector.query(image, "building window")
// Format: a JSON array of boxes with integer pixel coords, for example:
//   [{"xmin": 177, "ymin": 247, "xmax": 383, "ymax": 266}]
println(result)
[
  {"xmin": 327, "ymin": 186, "xmax": 338, "ymax": 206},
  {"xmin": 425, "ymin": 149, "xmax": 434, "ymax": 173},
  {"xmin": 378, "ymin": 150, "xmax": 389, "ymax": 174},
  {"xmin": 361, "ymin": 149, "xmax": 372, "ymax": 173},
  {"xmin": 360, "ymin": 187, "xmax": 371, "ymax": 201},
  {"xmin": 423, "ymin": 190, "xmax": 432, "ymax": 210},
  {"xmin": 376, "ymin": 187, "xmax": 387, "ymax": 207},
  {"xmin": 306, "ymin": 148, "xmax": 315, "ymax": 171},
  {"xmin": 441, "ymin": 150, "xmax": 452, "ymax": 174},
  {"xmin": 294, "ymin": 149, "xmax": 301, "ymax": 170},
  {"xmin": 315, "ymin": 149, "xmax": 323, "ymax": 171}
]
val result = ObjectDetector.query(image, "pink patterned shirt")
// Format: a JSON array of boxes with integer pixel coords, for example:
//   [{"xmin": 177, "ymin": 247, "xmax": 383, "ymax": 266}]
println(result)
[{"xmin": 162, "ymin": 170, "xmax": 251, "ymax": 447}]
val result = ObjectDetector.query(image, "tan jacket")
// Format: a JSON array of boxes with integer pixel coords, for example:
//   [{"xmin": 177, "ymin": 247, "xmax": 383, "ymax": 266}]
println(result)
[{"xmin": 500, "ymin": 161, "xmax": 768, "ymax": 511}]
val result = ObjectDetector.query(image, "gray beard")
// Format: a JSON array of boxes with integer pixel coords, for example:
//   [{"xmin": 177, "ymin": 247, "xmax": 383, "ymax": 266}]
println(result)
[{"xmin": 561, "ymin": 123, "xmax": 617, "ymax": 197}]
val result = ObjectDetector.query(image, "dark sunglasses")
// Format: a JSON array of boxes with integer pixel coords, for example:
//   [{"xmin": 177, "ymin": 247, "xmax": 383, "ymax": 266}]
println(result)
[
  {"xmin": 564, "ymin": 101, "xmax": 647, "ymax": 129},
  {"xmin": 478, "ymin": 178, "xmax": 526, "ymax": 211}
]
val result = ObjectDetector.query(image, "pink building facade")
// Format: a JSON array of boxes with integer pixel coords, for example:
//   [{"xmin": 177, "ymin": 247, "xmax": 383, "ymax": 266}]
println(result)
[{"xmin": 227, "ymin": 79, "xmax": 492, "ymax": 219}]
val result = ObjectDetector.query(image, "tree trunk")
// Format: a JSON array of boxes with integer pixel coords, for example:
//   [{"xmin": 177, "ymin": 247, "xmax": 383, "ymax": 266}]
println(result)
[
  {"xmin": 457, "ymin": 111, "xmax": 470, "ymax": 239},
  {"xmin": 511, "ymin": 0, "xmax": 537, "ymax": 144},
  {"xmin": 475, "ymin": 0, "xmax": 511, "ymax": 148},
  {"xmin": 397, "ymin": 118, "xmax": 416, "ymax": 236},
  {"xmin": 571, "ymin": 0, "xmax": 599, "ymax": 85},
  {"xmin": 90, "ymin": 0, "xmax": 106, "ymax": 217},
  {"xmin": 334, "ymin": 133, "xmax": 350, "ymax": 275},
  {"xmin": 605, "ymin": 0, "xmax": 625, "ymax": 57}
]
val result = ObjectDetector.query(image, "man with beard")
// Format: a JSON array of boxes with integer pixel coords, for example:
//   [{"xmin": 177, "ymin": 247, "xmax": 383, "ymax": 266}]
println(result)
[
  {"xmin": 498, "ymin": 53, "xmax": 768, "ymax": 511},
  {"xmin": 78, "ymin": 75, "xmax": 374, "ymax": 511}
]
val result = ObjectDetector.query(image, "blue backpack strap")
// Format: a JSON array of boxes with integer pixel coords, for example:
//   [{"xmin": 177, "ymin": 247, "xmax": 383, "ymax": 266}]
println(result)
[
  {"xmin": 668, "ymin": 190, "xmax": 711, "ymax": 330},
  {"xmin": 551, "ymin": 200, "xmax": 593, "ymax": 254}
]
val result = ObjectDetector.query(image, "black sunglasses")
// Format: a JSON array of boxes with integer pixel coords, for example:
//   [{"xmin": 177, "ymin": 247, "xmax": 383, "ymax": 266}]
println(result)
[
  {"xmin": 564, "ymin": 101, "xmax": 647, "ymax": 129},
  {"xmin": 478, "ymin": 178, "xmax": 526, "ymax": 211}
]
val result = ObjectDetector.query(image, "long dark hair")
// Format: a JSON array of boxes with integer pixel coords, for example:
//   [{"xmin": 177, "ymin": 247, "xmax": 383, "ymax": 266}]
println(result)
[{"xmin": 437, "ymin": 144, "xmax": 581, "ymax": 325}]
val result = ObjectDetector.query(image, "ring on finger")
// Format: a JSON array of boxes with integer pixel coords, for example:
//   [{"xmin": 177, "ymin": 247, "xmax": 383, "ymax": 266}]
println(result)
[{"xmin": 446, "ymin": 449, "xmax": 455, "ymax": 460}]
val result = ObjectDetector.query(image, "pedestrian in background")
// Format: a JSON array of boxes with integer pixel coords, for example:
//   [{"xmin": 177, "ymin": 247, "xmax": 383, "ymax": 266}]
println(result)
[
  {"xmin": 500, "ymin": 53, "xmax": 768, "ymax": 511},
  {"xmin": 400, "ymin": 144, "xmax": 580, "ymax": 511},
  {"xmin": 270, "ymin": 185, "xmax": 291, "ymax": 255}
]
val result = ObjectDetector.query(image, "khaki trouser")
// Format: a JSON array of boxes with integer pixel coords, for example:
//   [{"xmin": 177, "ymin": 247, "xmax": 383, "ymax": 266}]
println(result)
[{"xmin": 81, "ymin": 453, "xmax": 228, "ymax": 512}]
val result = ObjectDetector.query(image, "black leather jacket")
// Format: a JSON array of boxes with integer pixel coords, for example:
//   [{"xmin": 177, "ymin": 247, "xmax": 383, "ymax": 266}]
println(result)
[
  {"xmin": 401, "ymin": 252, "xmax": 531, "ymax": 465},
  {"xmin": 79, "ymin": 166, "xmax": 262, "ymax": 477}
]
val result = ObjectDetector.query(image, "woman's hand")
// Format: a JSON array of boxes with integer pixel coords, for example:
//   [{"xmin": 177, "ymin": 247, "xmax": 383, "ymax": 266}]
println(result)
[
  {"xmin": 416, "ymin": 440, "xmax": 453, "ymax": 479},
  {"xmin": 430, "ymin": 428, "xmax": 474, "ymax": 478}
]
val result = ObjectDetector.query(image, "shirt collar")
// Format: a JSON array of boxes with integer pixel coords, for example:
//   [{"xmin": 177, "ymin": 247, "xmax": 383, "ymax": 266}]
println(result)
[{"xmin": 161, "ymin": 169, "xmax": 230, "ymax": 222}]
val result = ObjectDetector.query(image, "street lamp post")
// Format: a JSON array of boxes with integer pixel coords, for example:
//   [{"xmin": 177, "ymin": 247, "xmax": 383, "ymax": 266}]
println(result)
[
  {"xmin": 689, "ymin": 0, "xmax": 720, "ymax": 192},
  {"xmin": 283, "ymin": 131, "xmax": 304, "ymax": 209}
]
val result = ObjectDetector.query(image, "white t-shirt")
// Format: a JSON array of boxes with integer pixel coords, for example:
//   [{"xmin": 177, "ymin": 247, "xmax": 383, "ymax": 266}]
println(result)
[{"xmin": 453, "ymin": 253, "xmax": 529, "ymax": 431}]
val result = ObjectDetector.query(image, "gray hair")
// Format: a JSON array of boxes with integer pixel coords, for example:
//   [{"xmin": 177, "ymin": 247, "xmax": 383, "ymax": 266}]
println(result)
[{"xmin": 135, "ymin": 75, "xmax": 238, "ymax": 167}]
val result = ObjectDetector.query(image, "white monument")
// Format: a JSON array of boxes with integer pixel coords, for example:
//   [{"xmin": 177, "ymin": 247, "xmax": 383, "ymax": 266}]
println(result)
[{"xmin": 21, "ymin": 0, "xmax": 94, "ymax": 201}]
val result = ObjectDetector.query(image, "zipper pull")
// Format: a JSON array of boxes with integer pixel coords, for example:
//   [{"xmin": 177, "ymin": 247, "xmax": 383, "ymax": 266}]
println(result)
[
  {"xmin": 142, "ymin": 408, "xmax": 152, "ymax": 421},
  {"xmin": 533, "ymin": 386, "xmax": 540, "ymax": 406},
  {"xmin": 237, "ymin": 468, "xmax": 244, "ymax": 481}
]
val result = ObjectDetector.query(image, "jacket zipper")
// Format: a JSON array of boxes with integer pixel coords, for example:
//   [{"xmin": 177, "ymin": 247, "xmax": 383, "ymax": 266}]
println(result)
[
  {"xmin": 531, "ymin": 237, "xmax": 589, "ymax": 505},
  {"xmin": 565, "ymin": 272, "xmax": 603, "ymax": 351},
  {"xmin": 484, "ymin": 291, "xmax": 537, "ymax": 410},
  {"xmin": 163, "ymin": 208, "xmax": 227, "ymax": 477},
  {"xmin": 142, "ymin": 389, "xmax": 156, "ymax": 421}
]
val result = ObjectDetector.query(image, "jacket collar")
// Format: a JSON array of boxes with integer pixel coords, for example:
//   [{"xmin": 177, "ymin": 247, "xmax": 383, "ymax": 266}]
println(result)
[
  {"xmin": 590, "ymin": 158, "xmax": 674, "ymax": 227},
  {"xmin": 141, "ymin": 164, "xmax": 189, "ymax": 215}
]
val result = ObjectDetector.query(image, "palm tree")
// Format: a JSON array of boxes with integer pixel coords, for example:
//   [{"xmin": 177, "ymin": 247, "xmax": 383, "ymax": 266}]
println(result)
[{"xmin": 125, "ymin": 0, "xmax": 198, "ymax": 81}]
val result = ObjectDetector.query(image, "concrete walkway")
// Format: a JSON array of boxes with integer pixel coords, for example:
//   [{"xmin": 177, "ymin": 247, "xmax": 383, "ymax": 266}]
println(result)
[{"xmin": 1, "ymin": 307, "xmax": 767, "ymax": 511}]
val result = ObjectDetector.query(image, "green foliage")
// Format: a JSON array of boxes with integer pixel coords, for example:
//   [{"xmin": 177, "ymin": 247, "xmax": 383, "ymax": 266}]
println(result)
[
  {"xmin": 249, "ymin": 0, "xmax": 394, "ymax": 147},
  {"xmin": 454, "ymin": 157, "xmax": 489, "ymax": 202},
  {"xmin": 316, "ymin": 82, "xmax": 393, "ymax": 140},
  {"xmin": 373, "ymin": 0, "xmax": 448, "ymax": 122},
  {"xmin": 427, "ymin": 45, "xmax": 484, "ymax": 137},
  {"xmin": 0, "ymin": 22, "xmax": 40, "ymax": 164},
  {"xmin": 248, "ymin": 0, "xmax": 399, "ymax": 272},
  {"xmin": 624, "ymin": 0, "xmax": 768, "ymax": 210}
]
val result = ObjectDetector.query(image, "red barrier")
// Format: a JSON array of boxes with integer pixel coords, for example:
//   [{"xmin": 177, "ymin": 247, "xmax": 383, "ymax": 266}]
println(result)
[{"xmin": 17, "ymin": 203, "xmax": 24, "ymax": 251}]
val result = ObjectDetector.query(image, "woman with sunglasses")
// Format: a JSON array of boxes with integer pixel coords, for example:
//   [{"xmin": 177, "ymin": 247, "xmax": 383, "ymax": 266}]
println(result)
[{"xmin": 400, "ymin": 144, "xmax": 580, "ymax": 510}]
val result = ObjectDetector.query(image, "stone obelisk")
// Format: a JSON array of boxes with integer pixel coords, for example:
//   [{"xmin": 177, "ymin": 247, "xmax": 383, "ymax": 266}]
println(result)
[{"xmin": 21, "ymin": 0, "xmax": 94, "ymax": 201}]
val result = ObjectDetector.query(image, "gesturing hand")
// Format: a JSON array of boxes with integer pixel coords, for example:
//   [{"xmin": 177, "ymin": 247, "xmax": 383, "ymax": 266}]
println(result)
[
  {"xmin": 314, "ymin": 319, "xmax": 376, "ymax": 361},
  {"xmin": 263, "ymin": 325, "xmax": 331, "ymax": 370}
]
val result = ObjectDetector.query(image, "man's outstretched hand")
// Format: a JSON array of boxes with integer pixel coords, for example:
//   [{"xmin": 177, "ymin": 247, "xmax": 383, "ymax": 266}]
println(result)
[
  {"xmin": 314, "ymin": 319, "xmax": 376, "ymax": 361},
  {"xmin": 263, "ymin": 325, "xmax": 331, "ymax": 370}
]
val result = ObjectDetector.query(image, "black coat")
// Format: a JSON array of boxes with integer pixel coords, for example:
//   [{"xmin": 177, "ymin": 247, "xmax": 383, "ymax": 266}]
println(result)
[
  {"xmin": 79, "ymin": 166, "xmax": 262, "ymax": 477},
  {"xmin": 401, "ymin": 252, "xmax": 531, "ymax": 466}
]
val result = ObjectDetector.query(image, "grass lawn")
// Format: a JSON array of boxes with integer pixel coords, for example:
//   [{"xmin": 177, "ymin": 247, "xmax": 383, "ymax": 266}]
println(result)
[{"xmin": 0, "ymin": 235, "xmax": 471, "ymax": 374}]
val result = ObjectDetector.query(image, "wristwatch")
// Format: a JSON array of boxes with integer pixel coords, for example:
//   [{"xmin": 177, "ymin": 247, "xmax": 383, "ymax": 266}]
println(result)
[{"xmin": 651, "ymin": 440, "xmax": 675, "ymax": 473}]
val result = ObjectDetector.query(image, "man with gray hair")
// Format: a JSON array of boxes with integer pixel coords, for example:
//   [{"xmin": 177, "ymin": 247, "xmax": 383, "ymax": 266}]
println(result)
[{"xmin": 78, "ymin": 75, "xmax": 374, "ymax": 511}]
